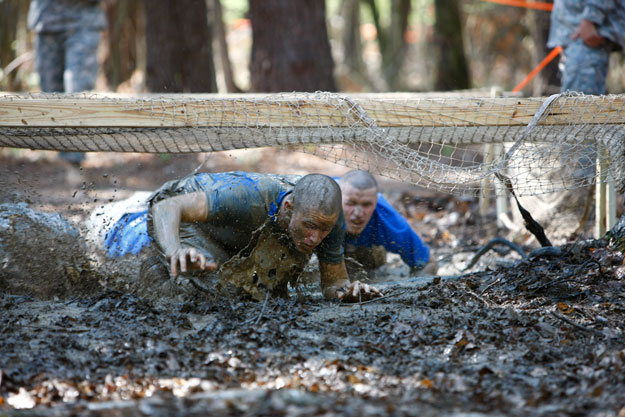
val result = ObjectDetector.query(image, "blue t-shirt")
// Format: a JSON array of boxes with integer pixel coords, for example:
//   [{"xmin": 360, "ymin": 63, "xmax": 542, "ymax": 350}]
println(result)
[{"xmin": 344, "ymin": 193, "xmax": 430, "ymax": 270}]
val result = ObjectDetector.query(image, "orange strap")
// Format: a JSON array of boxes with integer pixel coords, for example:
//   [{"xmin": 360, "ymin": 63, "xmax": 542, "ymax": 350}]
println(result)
[
  {"xmin": 482, "ymin": 0, "xmax": 554, "ymax": 11},
  {"xmin": 512, "ymin": 46, "xmax": 562, "ymax": 93}
]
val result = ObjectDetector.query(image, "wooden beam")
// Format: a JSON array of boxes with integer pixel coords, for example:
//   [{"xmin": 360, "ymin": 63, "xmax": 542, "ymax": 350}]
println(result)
[{"xmin": 0, "ymin": 93, "xmax": 623, "ymax": 129}]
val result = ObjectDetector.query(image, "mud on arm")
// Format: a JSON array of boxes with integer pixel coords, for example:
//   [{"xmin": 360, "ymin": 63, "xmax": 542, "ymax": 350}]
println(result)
[{"xmin": 151, "ymin": 192, "xmax": 212, "ymax": 276}]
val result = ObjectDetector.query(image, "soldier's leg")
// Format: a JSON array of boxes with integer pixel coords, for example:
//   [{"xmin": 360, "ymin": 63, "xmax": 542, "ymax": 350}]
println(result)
[
  {"xmin": 61, "ymin": 28, "xmax": 102, "ymax": 165},
  {"xmin": 35, "ymin": 32, "xmax": 65, "ymax": 92},
  {"xmin": 64, "ymin": 28, "xmax": 101, "ymax": 93},
  {"xmin": 561, "ymin": 40, "xmax": 610, "ymax": 95}
]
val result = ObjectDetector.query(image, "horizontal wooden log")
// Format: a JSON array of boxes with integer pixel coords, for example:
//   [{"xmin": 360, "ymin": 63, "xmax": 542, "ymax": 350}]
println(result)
[{"xmin": 0, "ymin": 92, "xmax": 623, "ymax": 129}]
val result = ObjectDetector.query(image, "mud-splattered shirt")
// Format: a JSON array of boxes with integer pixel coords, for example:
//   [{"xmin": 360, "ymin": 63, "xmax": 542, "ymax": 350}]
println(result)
[{"xmin": 105, "ymin": 172, "xmax": 345, "ymax": 264}]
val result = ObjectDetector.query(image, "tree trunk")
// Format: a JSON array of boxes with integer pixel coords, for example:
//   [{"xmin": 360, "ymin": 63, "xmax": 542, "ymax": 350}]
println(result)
[
  {"xmin": 212, "ymin": 0, "xmax": 241, "ymax": 93},
  {"xmin": 143, "ymin": 0, "xmax": 217, "ymax": 93},
  {"xmin": 341, "ymin": 0, "xmax": 365, "ymax": 78},
  {"xmin": 361, "ymin": 0, "xmax": 385, "ymax": 54},
  {"xmin": 383, "ymin": 0, "xmax": 410, "ymax": 91},
  {"xmin": 0, "ymin": 0, "xmax": 31, "ymax": 91},
  {"xmin": 249, "ymin": 0, "xmax": 336, "ymax": 92},
  {"xmin": 434, "ymin": 0, "xmax": 470, "ymax": 91},
  {"xmin": 101, "ymin": 0, "xmax": 144, "ymax": 91},
  {"xmin": 528, "ymin": 1, "xmax": 560, "ymax": 96}
]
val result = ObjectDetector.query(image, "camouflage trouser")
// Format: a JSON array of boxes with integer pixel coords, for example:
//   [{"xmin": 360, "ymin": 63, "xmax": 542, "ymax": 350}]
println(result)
[
  {"xmin": 561, "ymin": 39, "xmax": 610, "ymax": 95},
  {"xmin": 36, "ymin": 28, "xmax": 101, "ymax": 164},
  {"xmin": 35, "ymin": 28, "xmax": 101, "ymax": 93}
]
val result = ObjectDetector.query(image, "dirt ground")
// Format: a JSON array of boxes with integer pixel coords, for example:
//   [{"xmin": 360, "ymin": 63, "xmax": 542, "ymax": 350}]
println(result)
[{"xmin": 1, "ymin": 149, "xmax": 625, "ymax": 416}]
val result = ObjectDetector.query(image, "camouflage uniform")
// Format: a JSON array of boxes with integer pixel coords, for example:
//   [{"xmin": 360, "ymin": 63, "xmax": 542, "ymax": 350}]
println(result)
[
  {"xmin": 28, "ymin": 0, "xmax": 107, "ymax": 163},
  {"xmin": 516, "ymin": 1, "xmax": 625, "ymax": 241},
  {"xmin": 548, "ymin": 0, "xmax": 625, "ymax": 94}
]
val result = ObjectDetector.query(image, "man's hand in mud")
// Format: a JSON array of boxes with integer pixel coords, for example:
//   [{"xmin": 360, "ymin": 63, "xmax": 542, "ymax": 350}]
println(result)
[
  {"xmin": 169, "ymin": 247, "xmax": 218, "ymax": 277},
  {"xmin": 337, "ymin": 280, "xmax": 382, "ymax": 303}
]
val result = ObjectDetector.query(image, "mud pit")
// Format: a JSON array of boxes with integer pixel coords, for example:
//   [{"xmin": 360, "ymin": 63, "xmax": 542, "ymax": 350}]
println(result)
[{"xmin": 1, "ymin": 150, "xmax": 625, "ymax": 416}]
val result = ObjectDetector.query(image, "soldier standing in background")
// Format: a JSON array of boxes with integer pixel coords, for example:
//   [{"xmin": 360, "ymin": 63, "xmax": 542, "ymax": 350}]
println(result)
[
  {"xmin": 548, "ymin": 0, "xmax": 625, "ymax": 95},
  {"xmin": 520, "ymin": 0, "xmax": 625, "ymax": 241},
  {"xmin": 27, "ymin": 0, "xmax": 107, "ymax": 165}
]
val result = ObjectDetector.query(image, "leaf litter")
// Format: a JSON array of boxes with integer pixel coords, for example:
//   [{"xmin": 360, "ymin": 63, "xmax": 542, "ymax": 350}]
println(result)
[{"xmin": 1, "ymin": 151, "xmax": 625, "ymax": 416}]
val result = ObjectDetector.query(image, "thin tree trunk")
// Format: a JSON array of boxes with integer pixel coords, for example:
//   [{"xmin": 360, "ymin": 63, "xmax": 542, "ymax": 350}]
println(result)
[
  {"xmin": 0, "ymin": 0, "xmax": 31, "ymax": 91},
  {"xmin": 383, "ymin": 0, "xmax": 410, "ymax": 91},
  {"xmin": 342, "ymin": 0, "xmax": 365, "ymax": 76},
  {"xmin": 212, "ymin": 0, "xmax": 241, "ymax": 93},
  {"xmin": 434, "ymin": 0, "xmax": 470, "ymax": 91},
  {"xmin": 361, "ymin": 0, "xmax": 385, "ymax": 54}
]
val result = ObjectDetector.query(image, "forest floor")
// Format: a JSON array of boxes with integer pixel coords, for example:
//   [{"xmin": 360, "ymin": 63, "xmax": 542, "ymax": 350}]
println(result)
[{"xmin": 1, "ymin": 149, "xmax": 625, "ymax": 417}]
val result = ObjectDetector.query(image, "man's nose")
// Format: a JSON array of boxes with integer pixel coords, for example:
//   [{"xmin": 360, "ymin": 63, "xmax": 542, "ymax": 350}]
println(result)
[{"xmin": 307, "ymin": 230, "xmax": 322, "ymax": 245}]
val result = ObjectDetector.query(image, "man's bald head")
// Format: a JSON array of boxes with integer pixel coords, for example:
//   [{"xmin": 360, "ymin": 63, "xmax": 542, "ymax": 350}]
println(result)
[
  {"xmin": 292, "ymin": 173, "xmax": 342, "ymax": 216},
  {"xmin": 341, "ymin": 170, "xmax": 378, "ymax": 191}
]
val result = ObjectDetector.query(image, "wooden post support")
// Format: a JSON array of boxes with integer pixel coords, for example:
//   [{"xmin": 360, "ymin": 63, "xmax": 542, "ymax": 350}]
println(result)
[
  {"xmin": 595, "ymin": 145, "xmax": 616, "ymax": 238},
  {"xmin": 480, "ymin": 144, "xmax": 494, "ymax": 217},
  {"xmin": 494, "ymin": 143, "xmax": 508, "ymax": 228},
  {"xmin": 607, "ymin": 171, "xmax": 617, "ymax": 231}
]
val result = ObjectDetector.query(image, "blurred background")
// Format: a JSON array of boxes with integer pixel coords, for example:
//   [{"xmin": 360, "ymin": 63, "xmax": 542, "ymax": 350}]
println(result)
[{"xmin": 2, "ymin": 0, "xmax": 624, "ymax": 96}]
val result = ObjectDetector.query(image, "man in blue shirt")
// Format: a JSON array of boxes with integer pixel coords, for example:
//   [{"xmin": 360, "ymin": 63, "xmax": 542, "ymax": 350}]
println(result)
[
  {"xmin": 338, "ymin": 170, "xmax": 436, "ymax": 276},
  {"xmin": 100, "ymin": 171, "xmax": 380, "ymax": 302}
]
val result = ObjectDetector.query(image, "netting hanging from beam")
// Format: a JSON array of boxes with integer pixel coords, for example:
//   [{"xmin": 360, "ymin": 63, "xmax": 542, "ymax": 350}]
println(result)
[{"xmin": 1, "ymin": 91, "xmax": 624, "ymax": 197}]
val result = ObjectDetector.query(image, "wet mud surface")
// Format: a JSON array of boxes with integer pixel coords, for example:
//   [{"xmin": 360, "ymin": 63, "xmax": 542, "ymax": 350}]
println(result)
[{"xmin": 1, "ymin": 151, "xmax": 625, "ymax": 416}]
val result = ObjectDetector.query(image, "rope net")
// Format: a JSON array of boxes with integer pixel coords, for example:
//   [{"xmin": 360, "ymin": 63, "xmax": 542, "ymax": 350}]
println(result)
[{"xmin": 1, "ymin": 91, "xmax": 624, "ymax": 197}]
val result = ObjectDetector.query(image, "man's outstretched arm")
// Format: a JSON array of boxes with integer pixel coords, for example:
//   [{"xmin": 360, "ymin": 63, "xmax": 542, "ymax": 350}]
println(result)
[
  {"xmin": 151, "ymin": 191, "xmax": 217, "ymax": 276},
  {"xmin": 320, "ymin": 261, "xmax": 382, "ymax": 302}
]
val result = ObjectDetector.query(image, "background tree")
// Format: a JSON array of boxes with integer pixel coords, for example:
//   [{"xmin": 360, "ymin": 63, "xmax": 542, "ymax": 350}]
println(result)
[
  {"xmin": 102, "ymin": 0, "xmax": 144, "ymax": 91},
  {"xmin": 248, "ymin": 0, "xmax": 336, "ymax": 92},
  {"xmin": 211, "ymin": 0, "xmax": 241, "ymax": 93},
  {"xmin": 143, "ymin": 0, "xmax": 217, "ymax": 92},
  {"xmin": 434, "ymin": 0, "xmax": 470, "ymax": 91},
  {"xmin": 0, "ymin": 0, "xmax": 31, "ymax": 92},
  {"xmin": 340, "ymin": 0, "xmax": 370, "ymax": 90},
  {"xmin": 361, "ymin": 0, "xmax": 411, "ymax": 91}
]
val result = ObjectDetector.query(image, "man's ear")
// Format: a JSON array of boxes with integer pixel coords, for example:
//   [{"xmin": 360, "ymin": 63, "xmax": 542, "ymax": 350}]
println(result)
[{"xmin": 282, "ymin": 194, "xmax": 294, "ymax": 211}]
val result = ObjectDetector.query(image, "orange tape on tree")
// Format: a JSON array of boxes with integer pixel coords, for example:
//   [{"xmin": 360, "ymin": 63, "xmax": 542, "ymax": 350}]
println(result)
[
  {"xmin": 512, "ymin": 46, "xmax": 562, "ymax": 93},
  {"xmin": 482, "ymin": 0, "xmax": 554, "ymax": 11}
]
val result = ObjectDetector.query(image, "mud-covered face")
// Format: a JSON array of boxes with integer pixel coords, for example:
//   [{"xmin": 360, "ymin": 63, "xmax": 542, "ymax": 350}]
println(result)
[
  {"xmin": 341, "ymin": 183, "xmax": 377, "ymax": 236},
  {"xmin": 288, "ymin": 208, "xmax": 338, "ymax": 254}
]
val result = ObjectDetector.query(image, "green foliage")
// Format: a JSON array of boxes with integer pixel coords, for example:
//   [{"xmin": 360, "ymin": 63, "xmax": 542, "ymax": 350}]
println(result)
[{"xmin": 221, "ymin": 0, "xmax": 248, "ymax": 24}]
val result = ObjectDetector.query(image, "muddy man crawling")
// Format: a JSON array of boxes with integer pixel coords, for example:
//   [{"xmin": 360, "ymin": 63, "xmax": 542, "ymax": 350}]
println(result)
[{"xmin": 110, "ymin": 171, "xmax": 381, "ymax": 302}]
